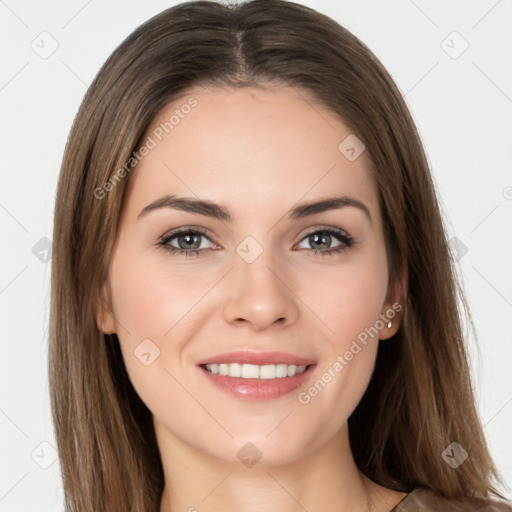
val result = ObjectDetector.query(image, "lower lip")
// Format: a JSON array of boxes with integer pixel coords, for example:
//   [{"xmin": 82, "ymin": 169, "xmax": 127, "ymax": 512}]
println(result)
[{"xmin": 199, "ymin": 365, "xmax": 316, "ymax": 400}]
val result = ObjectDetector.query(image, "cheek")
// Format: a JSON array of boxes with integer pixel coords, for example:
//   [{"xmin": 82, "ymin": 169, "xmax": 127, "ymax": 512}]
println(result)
[
  {"xmin": 107, "ymin": 246, "xmax": 184, "ymax": 377},
  {"xmin": 108, "ymin": 270, "xmax": 201, "ymax": 420},
  {"xmin": 300, "ymin": 254, "xmax": 388, "ymax": 348},
  {"xmin": 293, "ymin": 252, "xmax": 387, "ymax": 419},
  {"xmin": 110, "ymin": 246, "xmax": 218, "ymax": 339}
]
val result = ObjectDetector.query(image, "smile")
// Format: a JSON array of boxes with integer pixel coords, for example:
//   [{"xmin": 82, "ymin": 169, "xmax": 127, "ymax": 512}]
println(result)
[{"xmin": 203, "ymin": 362, "xmax": 308, "ymax": 379}]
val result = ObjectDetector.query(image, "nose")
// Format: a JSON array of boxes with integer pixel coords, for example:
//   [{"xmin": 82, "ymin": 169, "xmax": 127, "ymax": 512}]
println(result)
[{"xmin": 222, "ymin": 253, "xmax": 300, "ymax": 331}]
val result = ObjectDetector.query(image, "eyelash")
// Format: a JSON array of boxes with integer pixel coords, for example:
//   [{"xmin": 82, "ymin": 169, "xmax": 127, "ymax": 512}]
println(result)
[{"xmin": 156, "ymin": 227, "xmax": 355, "ymax": 258}]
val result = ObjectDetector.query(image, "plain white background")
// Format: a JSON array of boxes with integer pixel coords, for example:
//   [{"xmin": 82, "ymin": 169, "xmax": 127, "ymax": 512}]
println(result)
[{"xmin": 0, "ymin": 0, "xmax": 511, "ymax": 510}]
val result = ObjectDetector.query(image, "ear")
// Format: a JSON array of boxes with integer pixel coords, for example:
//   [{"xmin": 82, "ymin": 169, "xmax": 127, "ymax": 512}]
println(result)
[
  {"xmin": 96, "ymin": 281, "xmax": 117, "ymax": 334},
  {"xmin": 378, "ymin": 265, "xmax": 407, "ymax": 340}
]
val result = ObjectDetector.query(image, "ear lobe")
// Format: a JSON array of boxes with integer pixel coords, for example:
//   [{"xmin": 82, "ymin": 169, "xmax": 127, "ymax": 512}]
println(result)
[
  {"xmin": 96, "ymin": 282, "xmax": 117, "ymax": 334},
  {"xmin": 379, "ymin": 266, "xmax": 408, "ymax": 340}
]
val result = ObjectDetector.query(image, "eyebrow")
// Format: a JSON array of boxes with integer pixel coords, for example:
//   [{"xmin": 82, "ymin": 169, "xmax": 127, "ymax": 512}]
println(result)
[{"xmin": 137, "ymin": 194, "xmax": 372, "ymax": 224}]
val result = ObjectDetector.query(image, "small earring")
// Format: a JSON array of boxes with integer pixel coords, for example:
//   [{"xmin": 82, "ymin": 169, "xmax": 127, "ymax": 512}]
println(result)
[{"xmin": 387, "ymin": 320, "xmax": 392, "ymax": 328}]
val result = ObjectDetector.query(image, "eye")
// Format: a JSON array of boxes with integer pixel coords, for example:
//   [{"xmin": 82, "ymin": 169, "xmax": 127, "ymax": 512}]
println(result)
[
  {"xmin": 296, "ymin": 229, "xmax": 354, "ymax": 256},
  {"xmin": 157, "ymin": 228, "xmax": 216, "ymax": 257}
]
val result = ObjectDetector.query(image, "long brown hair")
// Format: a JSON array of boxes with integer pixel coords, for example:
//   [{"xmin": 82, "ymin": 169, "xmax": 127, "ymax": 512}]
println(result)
[{"xmin": 49, "ymin": 1, "xmax": 508, "ymax": 510}]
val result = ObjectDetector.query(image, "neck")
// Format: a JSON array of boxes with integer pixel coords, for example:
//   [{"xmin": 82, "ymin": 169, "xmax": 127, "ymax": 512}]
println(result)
[{"xmin": 156, "ymin": 422, "xmax": 380, "ymax": 512}]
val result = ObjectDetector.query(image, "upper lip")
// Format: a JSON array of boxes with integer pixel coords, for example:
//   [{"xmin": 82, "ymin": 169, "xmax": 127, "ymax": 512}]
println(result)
[{"xmin": 196, "ymin": 350, "xmax": 316, "ymax": 367}]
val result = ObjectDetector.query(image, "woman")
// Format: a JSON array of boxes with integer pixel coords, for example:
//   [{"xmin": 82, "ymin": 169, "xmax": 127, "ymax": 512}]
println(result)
[{"xmin": 48, "ymin": 1, "xmax": 512, "ymax": 511}]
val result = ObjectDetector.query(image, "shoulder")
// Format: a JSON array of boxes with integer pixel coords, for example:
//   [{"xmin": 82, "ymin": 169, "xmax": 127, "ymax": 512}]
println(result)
[{"xmin": 392, "ymin": 487, "xmax": 512, "ymax": 512}]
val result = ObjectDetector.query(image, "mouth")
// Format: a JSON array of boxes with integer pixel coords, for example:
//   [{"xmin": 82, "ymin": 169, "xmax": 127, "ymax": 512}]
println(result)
[
  {"xmin": 197, "ymin": 351, "xmax": 317, "ymax": 400},
  {"xmin": 201, "ymin": 362, "xmax": 312, "ymax": 379}
]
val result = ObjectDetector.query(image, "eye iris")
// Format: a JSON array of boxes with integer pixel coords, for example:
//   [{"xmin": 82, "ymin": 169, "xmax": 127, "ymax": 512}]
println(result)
[
  {"xmin": 310, "ymin": 232, "xmax": 331, "ymax": 250},
  {"xmin": 178, "ymin": 233, "xmax": 201, "ymax": 249}
]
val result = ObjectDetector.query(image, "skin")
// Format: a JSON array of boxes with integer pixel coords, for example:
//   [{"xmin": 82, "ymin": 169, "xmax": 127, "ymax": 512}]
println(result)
[{"xmin": 98, "ymin": 83, "xmax": 407, "ymax": 512}]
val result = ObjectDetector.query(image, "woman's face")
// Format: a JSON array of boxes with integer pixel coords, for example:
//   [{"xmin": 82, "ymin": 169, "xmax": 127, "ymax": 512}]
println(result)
[{"xmin": 99, "ymin": 83, "xmax": 400, "ymax": 466}]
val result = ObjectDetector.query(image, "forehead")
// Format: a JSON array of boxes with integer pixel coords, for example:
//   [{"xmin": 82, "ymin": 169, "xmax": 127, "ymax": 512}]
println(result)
[{"xmin": 123, "ymin": 84, "xmax": 378, "ymax": 220}]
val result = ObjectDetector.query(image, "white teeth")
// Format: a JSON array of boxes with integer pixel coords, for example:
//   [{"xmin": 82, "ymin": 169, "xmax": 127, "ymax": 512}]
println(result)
[
  {"xmin": 228, "ymin": 362, "xmax": 241, "ymax": 377},
  {"xmin": 242, "ymin": 364, "xmax": 260, "ymax": 379},
  {"xmin": 259, "ymin": 365, "xmax": 276, "ymax": 379},
  {"xmin": 204, "ymin": 362, "xmax": 308, "ymax": 379},
  {"xmin": 275, "ymin": 364, "xmax": 288, "ymax": 378}
]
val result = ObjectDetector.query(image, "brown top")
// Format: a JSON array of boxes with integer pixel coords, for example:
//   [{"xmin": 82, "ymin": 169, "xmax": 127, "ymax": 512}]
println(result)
[{"xmin": 390, "ymin": 488, "xmax": 512, "ymax": 512}]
